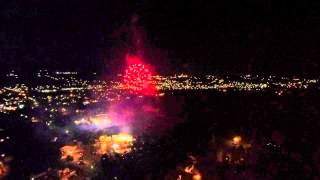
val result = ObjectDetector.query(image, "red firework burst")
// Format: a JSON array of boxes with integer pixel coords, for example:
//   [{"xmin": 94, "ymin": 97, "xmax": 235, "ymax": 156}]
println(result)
[{"xmin": 124, "ymin": 63, "xmax": 152, "ymax": 92}]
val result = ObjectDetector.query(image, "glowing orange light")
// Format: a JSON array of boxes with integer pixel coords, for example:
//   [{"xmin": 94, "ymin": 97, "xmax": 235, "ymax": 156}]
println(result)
[
  {"xmin": 0, "ymin": 161, "xmax": 8, "ymax": 178},
  {"xmin": 232, "ymin": 136, "xmax": 242, "ymax": 145},
  {"xmin": 95, "ymin": 133, "xmax": 135, "ymax": 156},
  {"xmin": 193, "ymin": 174, "xmax": 202, "ymax": 180},
  {"xmin": 60, "ymin": 145, "xmax": 84, "ymax": 164}
]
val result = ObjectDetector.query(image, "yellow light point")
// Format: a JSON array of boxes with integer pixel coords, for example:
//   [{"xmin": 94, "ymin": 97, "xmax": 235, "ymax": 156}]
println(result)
[{"xmin": 233, "ymin": 136, "xmax": 242, "ymax": 145}]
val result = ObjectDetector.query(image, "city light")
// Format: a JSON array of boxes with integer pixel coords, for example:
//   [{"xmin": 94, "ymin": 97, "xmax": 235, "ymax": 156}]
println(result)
[
  {"xmin": 0, "ymin": 69, "xmax": 319, "ymax": 179},
  {"xmin": 60, "ymin": 145, "xmax": 84, "ymax": 164},
  {"xmin": 95, "ymin": 133, "xmax": 135, "ymax": 156}
]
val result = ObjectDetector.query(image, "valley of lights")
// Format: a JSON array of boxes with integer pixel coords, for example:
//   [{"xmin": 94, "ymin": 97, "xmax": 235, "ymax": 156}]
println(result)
[{"xmin": 1, "ymin": 70, "xmax": 320, "ymax": 179}]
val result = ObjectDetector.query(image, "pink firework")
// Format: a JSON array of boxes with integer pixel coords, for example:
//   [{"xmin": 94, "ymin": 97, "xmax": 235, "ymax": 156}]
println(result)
[
  {"xmin": 123, "ymin": 55, "xmax": 156, "ymax": 95},
  {"xmin": 124, "ymin": 63, "xmax": 152, "ymax": 91}
]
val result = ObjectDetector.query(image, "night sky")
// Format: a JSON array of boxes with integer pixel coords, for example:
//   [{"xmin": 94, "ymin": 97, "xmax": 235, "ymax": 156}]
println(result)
[{"xmin": 1, "ymin": 1, "xmax": 320, "ymax": 76}]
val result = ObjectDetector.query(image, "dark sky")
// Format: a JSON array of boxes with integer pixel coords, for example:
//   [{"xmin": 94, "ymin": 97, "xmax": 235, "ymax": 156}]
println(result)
[{"xmin": 1, "ymin": 1, "xmax": 320, "ymax": 76}]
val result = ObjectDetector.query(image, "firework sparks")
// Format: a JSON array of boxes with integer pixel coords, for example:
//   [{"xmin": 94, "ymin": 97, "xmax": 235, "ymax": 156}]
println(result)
[
  {"xmin": 123, "ymin": 55, "xmax": 156, "ymax": 95},
  {"xmin": 124, "ymin": 63, "xmax": 152, "ymax": 90},
  {"xmin": 95, "ymin": 133, "xmax": 135, "ymax": 156}
]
